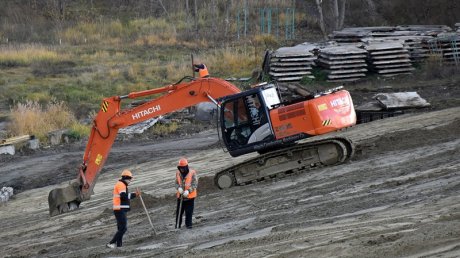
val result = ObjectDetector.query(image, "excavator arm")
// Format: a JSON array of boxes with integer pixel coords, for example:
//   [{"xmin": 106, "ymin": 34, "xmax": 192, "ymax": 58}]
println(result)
[{"xmin": 48, "ymin": 74, "xmax": 241, "ymax": 216}]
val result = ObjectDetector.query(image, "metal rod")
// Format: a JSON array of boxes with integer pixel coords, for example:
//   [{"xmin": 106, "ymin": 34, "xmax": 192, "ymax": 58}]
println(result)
[
  {"xmin": 137, "ymin": 188, "xmax": 156, "ymax": 235},
  {"xmin": 176, "ymin": 196, "xmax": 183, "ymax": 229}
]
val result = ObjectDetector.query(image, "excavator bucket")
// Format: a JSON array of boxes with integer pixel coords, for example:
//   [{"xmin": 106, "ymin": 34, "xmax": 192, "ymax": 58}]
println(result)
[{"xmin": 48, "ymin": 181, "xmax": 81, "ymax": 217}]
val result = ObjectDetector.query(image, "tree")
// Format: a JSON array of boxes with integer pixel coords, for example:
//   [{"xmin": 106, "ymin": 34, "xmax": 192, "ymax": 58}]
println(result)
[
  {"xmin": 315, "ymin": 0, "xmax": 327, "ymax": 39},
  {"xmin": 315, "ymin": 0, "xmax": 347, "ymax": 39}
]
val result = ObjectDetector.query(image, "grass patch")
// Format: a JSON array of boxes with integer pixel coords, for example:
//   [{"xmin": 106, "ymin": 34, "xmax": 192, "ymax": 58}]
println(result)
[
  {"xmin": 8, "ymin": 100, "xmax": 77, "ymax": 142},
  {"xmin": 204, "ymin": 46, "xmax": 260, "ymax": 77},
  {"xmin": 67, "ymin": 122, "xmax": 91, "ymax": 140},
  {"xmin": 150, "ymin": 122, "xmax": 179, "ymax": 136},
  {"xmin": 416, "ymin": 55, "xmax": 460, "ymax": 79},
  {"xmin": 0, "ymin": 45, "xmax": 68, "ymax": 67}
]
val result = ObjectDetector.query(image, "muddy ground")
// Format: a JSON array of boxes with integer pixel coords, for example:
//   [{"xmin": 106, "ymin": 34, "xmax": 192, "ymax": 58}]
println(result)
[{"xmin": 0, "ymin": 75, "xmax": 459, "ymax": 258}]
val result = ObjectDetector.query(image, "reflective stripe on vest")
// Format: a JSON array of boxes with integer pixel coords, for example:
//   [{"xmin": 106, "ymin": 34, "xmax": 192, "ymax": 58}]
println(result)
[
  {"xmin": 176, "ymin": 170, "xmax": 197, "ymax": 199},
  {"xmin": 112, "ymin": 181, "xmax": 130, "ymax": 210}
]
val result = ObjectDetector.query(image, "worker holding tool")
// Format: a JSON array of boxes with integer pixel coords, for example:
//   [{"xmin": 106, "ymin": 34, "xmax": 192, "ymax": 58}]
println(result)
[
  {"xmin": 175, "ymin": 158, "xmax": 198, "ymax": 229},
  {"xmin": 194, "ymin": 63, "xmax": 210, "ymax": 78},
  {"xmin": 106, "ymin": 169, "xmax": 140, "ymax": 249}
]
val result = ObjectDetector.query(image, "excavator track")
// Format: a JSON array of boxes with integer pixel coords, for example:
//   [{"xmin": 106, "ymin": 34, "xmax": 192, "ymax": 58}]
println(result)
[{"xmin": 214, "ymin": 137, "xmax": 354, "ymax": 189}]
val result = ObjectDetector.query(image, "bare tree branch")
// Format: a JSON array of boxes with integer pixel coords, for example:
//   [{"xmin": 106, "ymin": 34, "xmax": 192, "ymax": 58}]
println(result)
[
  {"xmin": 366, "ymin": 0, "xmax": 377, "ymax": 23},
  {"xmin": 158, "ymin": 0, "xmax": 176, "ymax": 34},
  {"xmin": 333, "ymin": 0, "xmax": 339, "ymax": 30},
  {"xmin": 339, "ymin": 0, "xmax": 346, "ymax": 29},
  {"xmin": 315, "ymin": 0, "xmax": 328, "ymax": 40}
]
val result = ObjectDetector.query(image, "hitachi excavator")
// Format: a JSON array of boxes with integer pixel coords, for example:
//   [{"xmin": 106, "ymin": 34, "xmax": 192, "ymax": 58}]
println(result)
[{"xmin": 48, "ymin": 65, "xmax": 356, "ymax": 216}]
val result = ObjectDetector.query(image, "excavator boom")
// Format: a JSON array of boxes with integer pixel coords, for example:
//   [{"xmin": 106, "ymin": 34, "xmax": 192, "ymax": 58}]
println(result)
[{"xmin": 48, "ymin": 75, "xmax": 240, "ymax": 216}]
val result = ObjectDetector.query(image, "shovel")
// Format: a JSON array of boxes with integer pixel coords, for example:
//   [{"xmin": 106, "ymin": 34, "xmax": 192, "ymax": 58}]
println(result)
[{"xmin": 137, "ymin": 187, "xmax": 157, "ymax": 235}]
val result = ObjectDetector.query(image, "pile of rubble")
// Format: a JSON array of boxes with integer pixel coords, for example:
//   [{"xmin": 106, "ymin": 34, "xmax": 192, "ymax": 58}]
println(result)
[{"xmin": 0, "ymin": 186, "xmax": 14, "ymax": 203}]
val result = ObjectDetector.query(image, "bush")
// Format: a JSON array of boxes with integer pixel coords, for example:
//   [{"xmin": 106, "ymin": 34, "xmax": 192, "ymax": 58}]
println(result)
[
  {"xmin": 150, "ymin": 122, "xmax": 179, "ymax": 136},
  {"xmin": 8, "ymin": 100, "xmax": 77, "ymax": 143},
  {"xmin": 67, "ymin": 122, "xmax": 91, "ymax": 140}
]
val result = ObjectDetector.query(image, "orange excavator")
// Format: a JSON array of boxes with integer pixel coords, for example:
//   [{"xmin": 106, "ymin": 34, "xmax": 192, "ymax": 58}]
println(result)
[{"xmin": 48, "ymin": 65, "xmax": 356, "ymax": 216}]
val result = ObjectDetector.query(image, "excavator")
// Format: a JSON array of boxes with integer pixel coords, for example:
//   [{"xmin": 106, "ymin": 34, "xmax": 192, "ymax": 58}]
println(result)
[{"xmin": 48, "ymin": 65, "xmax": 356, "ymax": 216}]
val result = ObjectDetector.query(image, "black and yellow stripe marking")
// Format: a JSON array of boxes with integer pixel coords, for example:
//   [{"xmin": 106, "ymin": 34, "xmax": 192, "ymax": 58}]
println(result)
[
  {"xmin": 322, "ymin": 119, "xmax": 332, "ymax": 126},
  {"xmin": 101, "ymin": 101, "xmax": 109, "ymax": 112}
]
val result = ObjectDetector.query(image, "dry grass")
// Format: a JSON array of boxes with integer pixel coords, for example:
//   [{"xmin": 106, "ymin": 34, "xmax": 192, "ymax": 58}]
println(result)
[
  {"xmin": 8, "ymin": 100, "xmax": 77, "ymax": 142},
  {"xmin": 0, "ymin": 44, "xmax": 67, "ymax": 66},
  {"xmin": 416, "ymin": 55, "xmax": 460, "ymax": 79},
  {"xmin": 205, "ymin": 46, "xmax": 260, "ymax": 76},
  {"xmin": 134, "ymin": 33, "xmax": 178, "ymax": 47},
  {"xmin": 150, "ymin": 122, "xmax": 179, "ymax": 136}
]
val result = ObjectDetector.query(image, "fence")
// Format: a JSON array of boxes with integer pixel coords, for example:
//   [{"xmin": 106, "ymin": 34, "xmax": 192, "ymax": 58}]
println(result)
[{"xmin": 237, "ymin": 6, "xmax": 296, "ymax": 40}]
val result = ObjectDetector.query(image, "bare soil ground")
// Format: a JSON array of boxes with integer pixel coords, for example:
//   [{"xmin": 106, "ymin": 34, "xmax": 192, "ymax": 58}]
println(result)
[{"xmin": 0, "ymin": 75, "xmax": 459, "ymax": 258}]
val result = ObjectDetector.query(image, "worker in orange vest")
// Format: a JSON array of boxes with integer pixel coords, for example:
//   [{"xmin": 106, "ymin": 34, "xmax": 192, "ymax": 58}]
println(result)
[
  {"xmin": 106, "ymin": 169, "xmax": 140, "ymax": 249},
  {"xmin": 194, "ymin": 63, "xmax": 210, "ymax": 78},
  {"xmin": 175, "ymin": 158, "xmax": 198, "ymax": 229}
]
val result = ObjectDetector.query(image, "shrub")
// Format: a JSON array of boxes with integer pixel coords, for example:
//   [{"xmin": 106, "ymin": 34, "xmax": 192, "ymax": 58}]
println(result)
[
  {"xmin": 8, "ymin": 100, "xmax": 77, "ymax": 143},
  {"xmin": 67, "ymin": 122, "xmax": 91, "ymax": 140},
  {"xmin": 150, "ymin": 122, "xmax": 179, "ymax": 136}
]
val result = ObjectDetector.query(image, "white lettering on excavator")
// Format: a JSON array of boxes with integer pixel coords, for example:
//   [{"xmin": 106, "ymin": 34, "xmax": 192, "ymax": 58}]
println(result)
[
  {"xmin": 330, "ymin": 97, "xmax": 348, "ymax": 107},
  {"xmin": 132, "ymin": 105, "xmax": 161, "ymax": 120}
]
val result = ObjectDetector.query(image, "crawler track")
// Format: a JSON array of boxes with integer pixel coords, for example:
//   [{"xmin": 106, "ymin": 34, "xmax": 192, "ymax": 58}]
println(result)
[{"xmin": 214, "ymin": 137, "xmax": 354, "ymax": 189}]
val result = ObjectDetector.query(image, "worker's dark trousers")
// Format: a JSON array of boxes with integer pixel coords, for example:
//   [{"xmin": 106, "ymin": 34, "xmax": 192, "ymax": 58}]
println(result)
[
  {"xmin": 110, "ymin": 210, "xmax": 128, "ymax": 247},
  {"xmin": 176, "ymin": 198, "xmax": 195, "ymax": 228}
]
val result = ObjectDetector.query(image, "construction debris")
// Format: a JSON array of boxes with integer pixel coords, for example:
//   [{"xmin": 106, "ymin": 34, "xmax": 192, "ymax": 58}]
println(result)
[
  {"xmin": 0, "ymin": 135, "xmax": 37, "ymax": 155},
  {"xmin": 355, "ymin": 92, "xmax": 431, "ymax": 123},
  {"xmin": 0, "ymin": 135, "xmax": 31, "ymax": 146},
  {"xmin": 0, "ymin": 187, "xmax": 14, "ymax": 203},
  {"xmin": 119, "ymin": 117, "xmax": 161, "ymax": 135}
]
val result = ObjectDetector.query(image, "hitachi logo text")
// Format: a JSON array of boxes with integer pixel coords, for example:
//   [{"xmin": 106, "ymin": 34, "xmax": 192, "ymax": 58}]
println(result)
[
  {"xmin": 330, "ymin": 97, "xmax": 348, "ymax": 107},
  {"xmin": 132, "ymin": 105, "xmax": 161, "ymax": 120}
]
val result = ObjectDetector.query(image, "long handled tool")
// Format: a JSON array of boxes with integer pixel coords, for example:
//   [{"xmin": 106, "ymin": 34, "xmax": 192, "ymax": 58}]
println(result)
[
  {"xmin": 175, "ymin": 196, "xmax": 183, "ymax": 229},
  {"xmin": 137, "ymin": 188, "xmax": 156, "ymax": 235}
]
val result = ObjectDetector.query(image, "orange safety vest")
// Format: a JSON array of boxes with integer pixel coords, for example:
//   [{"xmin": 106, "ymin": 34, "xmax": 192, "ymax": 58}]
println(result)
[
  {"xmin": 112, "ymin": 181, "xmax": 131, "ymax": 211},
  {"xmin": 176, "ymin": 169, "xmax": 197, "ymax": 199}
]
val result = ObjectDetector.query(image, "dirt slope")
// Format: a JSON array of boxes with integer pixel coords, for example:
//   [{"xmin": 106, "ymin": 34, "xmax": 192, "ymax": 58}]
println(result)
[{"xmin": 0, "ymin": 106, "xmax": 459, "ymax": 258}]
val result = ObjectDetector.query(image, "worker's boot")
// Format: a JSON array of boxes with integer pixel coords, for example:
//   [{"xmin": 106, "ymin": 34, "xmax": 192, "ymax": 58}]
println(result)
[{"xmin": 106, "ymin": 243, "xmax": 116, "ymax": 249}]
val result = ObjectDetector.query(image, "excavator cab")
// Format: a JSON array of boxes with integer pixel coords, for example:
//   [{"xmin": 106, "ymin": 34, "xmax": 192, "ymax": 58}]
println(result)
[{"xmin": 220, "ymin": 84, "xmax": 281, "ymax": 157}]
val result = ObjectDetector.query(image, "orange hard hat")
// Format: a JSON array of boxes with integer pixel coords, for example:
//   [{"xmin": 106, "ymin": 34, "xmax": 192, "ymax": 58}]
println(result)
[
  {"xmin": 121, "ymin": 169, "xmax": 133, "ymax": 178},
  {"xmin": 178, "ymin": 158, "xmax": 188, "ymax": 166}
]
